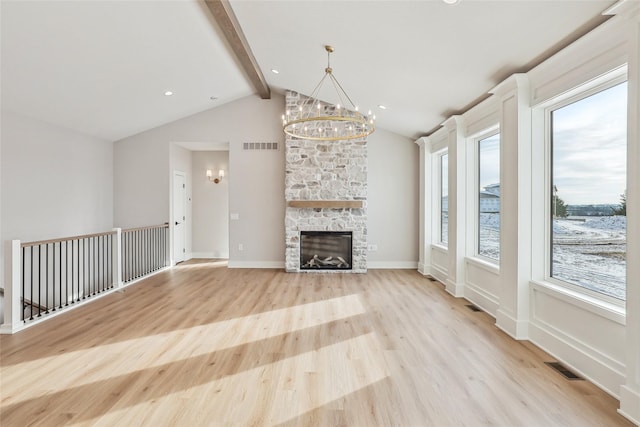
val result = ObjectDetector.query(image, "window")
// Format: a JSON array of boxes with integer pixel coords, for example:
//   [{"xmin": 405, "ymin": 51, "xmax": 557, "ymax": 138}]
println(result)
[
  {"xmin": 550, "ymin": 81, "xmax": 627, "ymax": 300},
  {"xmin": 478, "ymin": 133, "xmax": 500, "ymax": 260},
  {"xmin": 440, "ymin": 153, "xmax": 448, "ymax": 246}
]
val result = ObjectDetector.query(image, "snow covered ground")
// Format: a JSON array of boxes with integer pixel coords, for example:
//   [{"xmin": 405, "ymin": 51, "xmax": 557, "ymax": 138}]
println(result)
[
  {"xmin": 552, "ymin": 216, "xmax": 626, "ymax": 300},
  {"xmin": 444, "ymin": 214, "xmax": 626, "ymax": 300}
]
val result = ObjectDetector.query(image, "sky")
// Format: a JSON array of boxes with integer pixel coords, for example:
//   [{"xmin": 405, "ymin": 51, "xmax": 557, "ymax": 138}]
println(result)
[
  {"xmin": 479, "ymin": 134, "xmax": 500, "ymax": 189},
  {"xmin": 553, "ymin": 81, "xmax": 627, "ymax": 205},
  {"xmin": 441, "ymin": 81, "xmax": 627, "ymax": 207}
]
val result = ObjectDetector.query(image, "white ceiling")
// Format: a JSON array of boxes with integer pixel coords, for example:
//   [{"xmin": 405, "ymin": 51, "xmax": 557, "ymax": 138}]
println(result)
[{"xmin": 1, "ymin": 0, "xmax": 616, "ymax": 142}]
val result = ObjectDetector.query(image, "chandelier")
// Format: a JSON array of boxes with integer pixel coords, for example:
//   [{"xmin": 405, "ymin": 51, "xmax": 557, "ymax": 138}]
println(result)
[{"xmin": 282, "ymin": 45, "xmax": 375, "ymax": 141}]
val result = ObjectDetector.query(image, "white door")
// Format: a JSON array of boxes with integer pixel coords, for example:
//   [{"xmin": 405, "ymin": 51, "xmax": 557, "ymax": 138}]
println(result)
[{"xmin": 173, "ymin": 172, "xmax": 186, "ymax": 263}]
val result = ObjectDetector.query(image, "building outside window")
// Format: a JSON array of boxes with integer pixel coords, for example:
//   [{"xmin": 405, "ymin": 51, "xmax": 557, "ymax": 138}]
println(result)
[
  {"xmin": 550, "ymin": 81, "xmax": 627, "ymax": 300},
  {"xmin": 478, "ymin": 133, "xmax": 500, "ymax": 260},
  {"xmin": 440, "ymin": 153, "xmax": 448, "ymax": 246}
]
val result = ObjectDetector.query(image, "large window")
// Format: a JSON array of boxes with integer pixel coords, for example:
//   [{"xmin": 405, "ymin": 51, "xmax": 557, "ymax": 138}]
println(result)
[
  {"xmin": 440, "ymin": 153, "xmax": 448, "ymax": 246},
  {"xmin": 478, "ymin": 133, "xmax": 500, "ymax": 260},
  {"xmin": 550, "ymin": 81, "xmax": 627, "ymax": 300}
]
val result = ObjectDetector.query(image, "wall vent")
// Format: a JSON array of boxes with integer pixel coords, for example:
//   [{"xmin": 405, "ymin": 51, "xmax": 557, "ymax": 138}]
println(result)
[
  {"xmin": 243, "ymin": 142, "xmax": 279, "ymax": 151},
  {"xmin": 544, "ymin": 362, "xmax": 583, "ymax": 380}
]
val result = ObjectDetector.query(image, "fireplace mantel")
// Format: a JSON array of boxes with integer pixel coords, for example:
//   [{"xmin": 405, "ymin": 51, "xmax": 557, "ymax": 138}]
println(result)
[{"xmin": 287, "ymin": 200, "xmax": 364, "ymax": 209}]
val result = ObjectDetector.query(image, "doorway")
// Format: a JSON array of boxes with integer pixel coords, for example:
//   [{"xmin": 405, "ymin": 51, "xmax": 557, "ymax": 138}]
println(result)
[{"xmin": 173, "ymin": 171, "xmax": 186, "ymax": 264}]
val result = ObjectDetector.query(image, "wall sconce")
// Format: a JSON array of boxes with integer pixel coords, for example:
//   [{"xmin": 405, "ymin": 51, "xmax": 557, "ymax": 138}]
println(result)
[{"xmin": 206, "ymin": 169, "xmax": 224, "ymax": 184}]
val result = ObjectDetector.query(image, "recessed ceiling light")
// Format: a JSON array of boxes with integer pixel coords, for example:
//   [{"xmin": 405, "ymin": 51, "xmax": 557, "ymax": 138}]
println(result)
[
  {"xmin": 164, "ymin": 91, "xmax": 173, "ymax": 96},
  {"xmin": 271, "ymin": 69, "xmax": 280, "ymax": 74},
  {"xmin": 378, "ymin": 104, "xmax": 387, "ymax": 110},
  {"xmin": 443, "ymin": 0, "xmax": 460, "ymax": 4}
]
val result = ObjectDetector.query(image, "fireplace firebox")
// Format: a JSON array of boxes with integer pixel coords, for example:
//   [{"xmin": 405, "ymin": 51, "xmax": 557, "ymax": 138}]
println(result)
[{"xmin": 300, "ymin": 231, "xmax": 352, "ymax": 270}]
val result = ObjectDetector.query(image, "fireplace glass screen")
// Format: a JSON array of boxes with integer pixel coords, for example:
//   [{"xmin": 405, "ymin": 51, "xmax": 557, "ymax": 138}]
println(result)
[{"xmin": 300, "ymin": 231, "xmax": 352, "ymax": 270}]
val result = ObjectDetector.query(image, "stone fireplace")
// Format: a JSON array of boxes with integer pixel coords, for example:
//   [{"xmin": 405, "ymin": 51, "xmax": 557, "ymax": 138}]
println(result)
[{"xmin": 284, "ymin": 91, "xmax": 368, "ymax": 273}]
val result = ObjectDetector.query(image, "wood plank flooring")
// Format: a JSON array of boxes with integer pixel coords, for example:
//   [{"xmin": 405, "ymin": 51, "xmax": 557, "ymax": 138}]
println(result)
[{"xmin": 0, "ymin": 260, "xmax": 633, "ymax": 426}]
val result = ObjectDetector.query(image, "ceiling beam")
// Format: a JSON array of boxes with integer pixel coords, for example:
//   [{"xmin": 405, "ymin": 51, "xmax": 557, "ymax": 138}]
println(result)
[{"xmin": 205, "ymin": 0, "xmax": 271, "ymax": 99}]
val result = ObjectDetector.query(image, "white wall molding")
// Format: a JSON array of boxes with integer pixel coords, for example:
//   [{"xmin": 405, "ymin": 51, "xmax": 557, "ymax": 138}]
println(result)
[
  {"xmin": 464, "ymin": 284, "xmax": 499, "ymax": 317},
  {"xmin": 416, "ymin": 262, "xmax": 428, "ymax": 276},
  {"xmin": 445, "ymin": 278, "xmax": 464, "ymax": 298},
  {"xmin": 495, "ymin": 309, "xmax": 529, "ymax": 340},
  {"xmin": 462, "ymin": 95, "xmax": 500, "ymax": 136},
  {"xmin": 490, "ymin": 73, "xmax": 532, "ymax": 340},
  {"xmin": 442, "ymin": 116, "xmax": 467, "ymax": 299},
  {"xmin": 416, "ymin": 137, "xmax": 429, "ymax": 277},
  {"xmin": 619, "ymin": 385, "xmax": 640, "ymax": 425},
  {"xmin": 529, "ymin": 319, "xmax": 625, "ymax": 399},
  {"xmin": 619, "ymin": 5, "xmax": 640, "ymax": 424}
]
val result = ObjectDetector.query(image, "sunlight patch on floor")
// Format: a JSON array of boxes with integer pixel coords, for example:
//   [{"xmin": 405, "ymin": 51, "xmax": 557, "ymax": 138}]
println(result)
[
  {"xmin": 1, "ymin": 294, "xmax": 366, "ymax": 400},
  {"xmin": 87, "ymin": 332, "xmax": 389, "ymax": 426}
]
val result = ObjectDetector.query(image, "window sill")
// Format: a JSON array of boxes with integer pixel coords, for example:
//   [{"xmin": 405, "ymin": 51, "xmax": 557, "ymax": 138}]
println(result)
[
  {"xmin": 530, "ymin": 280, "xmax": 625, "ymax": 325},
  {"xmin": 465, "ymin": 257, "xmax": 500, "ymax": 275},
  {"xmin": 431, "ymin": 244, "xmax": 448, "ymax": 253}
]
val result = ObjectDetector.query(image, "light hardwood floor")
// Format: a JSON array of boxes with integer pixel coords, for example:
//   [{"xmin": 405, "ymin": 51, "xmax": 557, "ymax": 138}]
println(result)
[{"xmin": 0, "ymin": 260, "xmax": 633, "ymax": 426}]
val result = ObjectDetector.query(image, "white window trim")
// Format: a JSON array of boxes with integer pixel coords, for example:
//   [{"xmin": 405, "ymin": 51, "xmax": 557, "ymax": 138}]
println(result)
[
  {"xmin": 433, "ymin": 149, "xmax": 449, "ymax": 249},
  {"xmin": 466, "ymin": 125, "xmax": 500, "ymax": 265},
  {"xmin": 539, "ymin": 67, "xmax": 628, "ymax": 309}
]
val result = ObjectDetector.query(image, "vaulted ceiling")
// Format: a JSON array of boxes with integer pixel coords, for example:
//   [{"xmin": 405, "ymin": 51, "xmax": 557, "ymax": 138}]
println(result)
[{"xmin": 1, "ymin": 0, "xmax": 616, "ymax": 142}]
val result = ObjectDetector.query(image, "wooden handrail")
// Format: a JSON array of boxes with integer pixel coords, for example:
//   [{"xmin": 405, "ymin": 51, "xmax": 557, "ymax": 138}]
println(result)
[
  {"xmin": 121, "ymin": 223, "xmax": 169, "ymax": 233},
  {"xmin": 22, "ymin": 230, "xmax": 116, "ymax": 248}
]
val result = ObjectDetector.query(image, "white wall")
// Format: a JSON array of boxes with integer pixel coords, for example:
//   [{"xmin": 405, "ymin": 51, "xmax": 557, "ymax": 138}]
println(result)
[
  {"xmin": 192, "ymin": 151, "xmax": 229, "ymax": 258},
  {"xmin": 1, "ymin": 109, "xmax": 113, "ymax": 293},
  {"xmin": 367, "ymin": 127, "xmax": 419, "ymax": 268},
  {"xmin": 1, "ymin": 111, "xmax": 113, "ymax": 241},
  {"xmin": 114, "ymin": 129, "xmax": 170, "ymax": 228}
]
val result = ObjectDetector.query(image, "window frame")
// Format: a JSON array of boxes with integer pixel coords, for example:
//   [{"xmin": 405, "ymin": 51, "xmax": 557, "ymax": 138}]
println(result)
[
  {"xmin": 468, "ymin": 126, "xmax": 500, "ymax": 264},
  {"xmin": 543, "ymin": 73, "xmax": 628, "ymax": 306}
]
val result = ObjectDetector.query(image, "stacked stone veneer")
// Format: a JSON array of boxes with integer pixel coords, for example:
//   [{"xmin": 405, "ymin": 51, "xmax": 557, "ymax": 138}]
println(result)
[{"xmin": 285, "ymin": 91, "xmax": 367, "ymax": 273}]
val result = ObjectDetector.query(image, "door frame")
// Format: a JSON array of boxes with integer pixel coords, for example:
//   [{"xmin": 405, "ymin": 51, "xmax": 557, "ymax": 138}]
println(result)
[{"xmin": 172, "ymin": 170, "xmax": 187, "ymax": 265}]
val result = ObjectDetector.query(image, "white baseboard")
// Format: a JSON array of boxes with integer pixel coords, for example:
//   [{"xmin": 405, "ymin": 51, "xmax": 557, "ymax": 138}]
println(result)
[
  {"xmin": 445, "ymin": 279, "xmax": 464, "ymax": 298},
  {"xmin": 191, "ymin": 252, "xmax": 229, "ymax": 259},
  {"xmin": 529, "ymin": 320, "xmax": 625, "ymax": 399},
  {"xmin": 227, "ymin": 261, "xmax": 285, "ymax": 269},
  {"xmin": 496, "ymin": 309, "xmax": 529, "ymax": 340},
  {"xmin": 368, "ymin": 261, "xmax": 418, "ymax": 269},
  {"xmin": 464, "ymin": 284, "xmax": 499, "ymax": 318},
  {"xmin": 619, "ymin": 385, "xmax": 640, "ymax": 425}
]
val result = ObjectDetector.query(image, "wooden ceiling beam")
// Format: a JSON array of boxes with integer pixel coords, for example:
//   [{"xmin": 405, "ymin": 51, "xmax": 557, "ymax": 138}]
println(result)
[{"xmin": 204, "ymin": 0, "xmax": 271, "ymax": 99}]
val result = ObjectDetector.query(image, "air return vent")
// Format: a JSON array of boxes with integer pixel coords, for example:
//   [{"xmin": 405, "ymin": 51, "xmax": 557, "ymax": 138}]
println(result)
[
  {"xmin": 243, "ymin": 142, "xmax": 279, "ymax": 151},
  {"xmin": 544, "ymin": 362, "xmax": 583, "ymax": 380}
]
